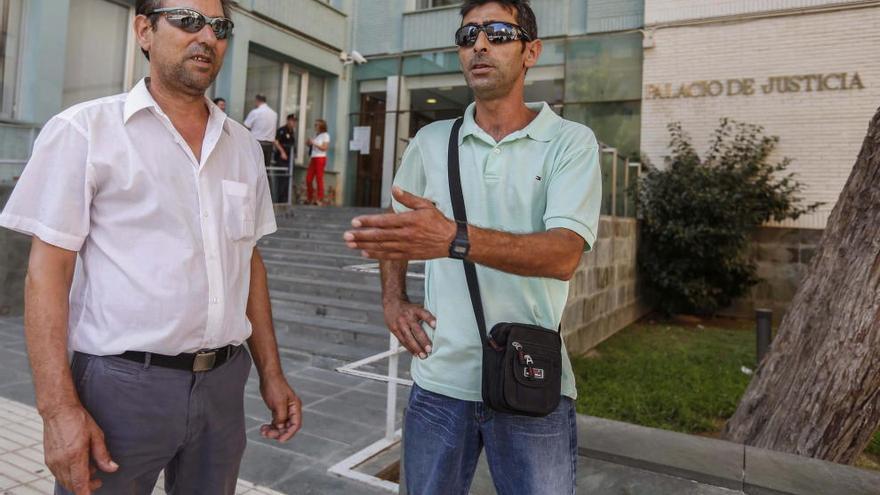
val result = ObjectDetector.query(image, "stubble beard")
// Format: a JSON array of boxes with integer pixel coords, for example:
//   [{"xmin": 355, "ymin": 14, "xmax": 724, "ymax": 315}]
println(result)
[
  {"xmin": 160, "ymin": 59, "xmax": 218, "ymax": 97},
  {"xmin": 467, "ymin": 68, "xmax": 516, "ymax": 102}
]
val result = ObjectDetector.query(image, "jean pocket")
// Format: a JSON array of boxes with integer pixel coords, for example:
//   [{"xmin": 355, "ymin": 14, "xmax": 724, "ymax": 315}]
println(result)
[{"xmin": 222, "ymin": 179, "xmax": 255, "ymax": 241}]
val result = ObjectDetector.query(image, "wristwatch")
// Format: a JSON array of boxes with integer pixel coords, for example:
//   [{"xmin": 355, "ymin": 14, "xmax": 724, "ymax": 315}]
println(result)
[{"xmin": 448, "ymin": 220, "xmax": 470, "ymax": 259}]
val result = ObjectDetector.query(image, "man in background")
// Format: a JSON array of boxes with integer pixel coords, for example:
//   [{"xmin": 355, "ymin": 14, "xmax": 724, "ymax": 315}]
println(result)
[
  {"xmin": 274, "ymin": 113, "xmax": 297, "ymax": 166},
  {"xmin": 244, "ymin": 93, "xmax": 278, "ymax": 168},
  {"xmin": 212, "ymin": 97, "xmax": 226, "ymax": 112}
]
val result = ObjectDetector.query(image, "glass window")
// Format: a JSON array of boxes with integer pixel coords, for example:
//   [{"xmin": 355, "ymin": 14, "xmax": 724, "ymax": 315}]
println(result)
[
  {"xmin": 417, "ymin": 0, "xmax": 459, "ymax": 9},
  {"xmin": 63, "ymin": 0, "xmax": 129, "ymax": 109},
  {"xmin": 0, "ymin": 0, "xmax": 22, "ymax": 118},
  {"xmin": 244, "ymin": 52, "xmax": 283, "ymax": 119},
  {"xmin": 565, "ymin": 32, "xmax": 643, "ymax": 103},
  {"xmin": 402, "ymin": 51, "xmax": 460, "ymax": 77},
  {"xmin": 284, "ymin": 69, "xmax": 302, "ymax": 120},
  {"xmin": 305, "ymin": 74, "xmax": 325, "ymax": 139},
  {"xmin": 563, "ymin": 101, "xmax": 641, "ymax": 160}
]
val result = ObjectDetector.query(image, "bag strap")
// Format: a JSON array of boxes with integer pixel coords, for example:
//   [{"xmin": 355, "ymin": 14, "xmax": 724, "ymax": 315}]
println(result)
[{"xmin": 447, "ymin": 118, "xmax": 489, "ymax": 347}]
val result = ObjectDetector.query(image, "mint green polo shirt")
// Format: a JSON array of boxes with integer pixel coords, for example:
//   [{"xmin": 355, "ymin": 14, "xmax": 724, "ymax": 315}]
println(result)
[{"xmin": 392, "ymin": 102, "xmax": 601, "ymax": 402}]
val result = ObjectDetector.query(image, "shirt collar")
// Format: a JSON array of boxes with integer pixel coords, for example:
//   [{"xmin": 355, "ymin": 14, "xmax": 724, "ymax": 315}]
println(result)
[
  {"xmin": 459, "ymin": 101, "xmax": 561, "ymax": 145},
  {"xmin": 123, "ymin": 77, "xmax": 230, "ymax": 134}
]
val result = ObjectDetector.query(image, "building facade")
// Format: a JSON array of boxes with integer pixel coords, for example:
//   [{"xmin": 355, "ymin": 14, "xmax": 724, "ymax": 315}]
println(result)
[
  {"xmin": 345, "ymin": 0, "xmax": 645, "ymax": 207},
  {"xmin": 641, "ymin": 0, "xmax": 880, "ymax": 230},
  {"xmin": 640, "ymin": 0, "xmax": 880, "ymax": 316},
  {"xmin": 0, "ymin": 0, "xmax": 355, "ymax": 205}
]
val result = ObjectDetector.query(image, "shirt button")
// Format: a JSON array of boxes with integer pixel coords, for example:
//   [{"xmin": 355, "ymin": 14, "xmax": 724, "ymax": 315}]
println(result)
[
  {"xmin": 210, "ymin": 297, "xmax": 219, "ymax": 304},
  {"xmin": 493, "ymin": 148, "xmax": 501, "ymax": 154},
  {"xmin": 203, "ymin": 212, "xmax": 209, "ymax": 218}
]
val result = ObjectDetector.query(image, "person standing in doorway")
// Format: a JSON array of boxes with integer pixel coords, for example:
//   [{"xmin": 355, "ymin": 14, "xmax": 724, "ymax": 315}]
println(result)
[
  {"xmin": 212, "ymin": 97, "xmax": 226, "ymax": 112},
  {"xmin": 244, "ymin": 93, "xmax": 278, "ymax": 168},
  {"xmin": 344, "ymin": 1, "xmax": 600, "ymax": 493},
  {"xmin": 274, "ymin": 113, "xmax": 297, "ymax": 166},
  {"xmin": 0, "ymin": 1, "xmax": 303, "ymax": 493},
  {"xmin": 305, "ymin": 119, "xmax": 330, "ymax": 205}
]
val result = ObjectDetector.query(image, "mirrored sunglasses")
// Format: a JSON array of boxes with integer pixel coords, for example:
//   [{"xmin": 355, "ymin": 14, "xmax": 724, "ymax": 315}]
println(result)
[
  {"xmin": 147, "ymin": 7, "xmax": 234, "ymax": 40},
  {"xmin": 454, "ymin": 21, "xmax": 532, "ymax": 47}
]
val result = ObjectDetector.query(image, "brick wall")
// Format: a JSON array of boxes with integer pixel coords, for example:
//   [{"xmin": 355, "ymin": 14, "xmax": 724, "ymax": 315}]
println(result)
[
  {"xmin": 641, "ymin": 5, "xmax": 880, "ymax": 229},
  {"xmin": 562, "ymin": 216, "xmax": 650, "ymax": 355}
]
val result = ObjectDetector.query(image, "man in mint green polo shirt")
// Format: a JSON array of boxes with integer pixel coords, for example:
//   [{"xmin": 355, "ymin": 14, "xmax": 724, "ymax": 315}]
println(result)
[{"xmin": 344, "ymin": 1, "xmax": 600, "ymax": 493}]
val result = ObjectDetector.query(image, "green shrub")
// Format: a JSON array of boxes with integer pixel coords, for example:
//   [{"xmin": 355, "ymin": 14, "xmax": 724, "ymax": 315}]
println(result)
[{"xmin": 635, "ymin": 119, "xmax": 820, "ymax": 315}]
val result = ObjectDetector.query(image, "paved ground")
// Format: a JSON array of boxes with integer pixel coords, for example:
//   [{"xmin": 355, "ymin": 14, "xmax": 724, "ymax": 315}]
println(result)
[{"xmin": 0, "ymin": 316, "xmax": 403, "ymax": 494}]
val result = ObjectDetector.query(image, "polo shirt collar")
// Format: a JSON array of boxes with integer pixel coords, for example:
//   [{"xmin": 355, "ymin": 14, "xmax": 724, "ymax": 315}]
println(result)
[
  {"xmin": 124, "ymin": 77, "xmax": 230, "ymax": 134},
  {"xmin": 459, "ymin": 101, "xmax": 561, "ymax": 145}
]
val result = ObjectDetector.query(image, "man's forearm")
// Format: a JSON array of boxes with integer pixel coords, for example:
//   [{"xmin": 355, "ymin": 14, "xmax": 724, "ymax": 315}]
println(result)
[
  {"xmin": 246, "ymin": 248, "xmax": 283, "ymax": 380},
  {"xmin": 380, "ymin": 259, "xmax": 409, "ymax": 304},
  {"xmin": 467, "ymin": 225, "xmax": 584, "ymax": 281},
  {"xmin": 24, "ymin": 240, "xmax": 79, "ymax": 416}
]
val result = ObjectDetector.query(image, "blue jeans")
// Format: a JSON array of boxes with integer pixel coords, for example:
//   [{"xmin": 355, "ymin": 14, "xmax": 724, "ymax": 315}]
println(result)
[{"xmin": 404, "ymin": 384, "xmax": 577, "ymax": 495}]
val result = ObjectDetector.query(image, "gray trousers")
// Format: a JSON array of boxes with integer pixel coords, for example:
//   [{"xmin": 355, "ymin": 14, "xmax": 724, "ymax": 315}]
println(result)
[{"xmin": 56, "ymin": 347, "xmax": 252, "ymax": 495}]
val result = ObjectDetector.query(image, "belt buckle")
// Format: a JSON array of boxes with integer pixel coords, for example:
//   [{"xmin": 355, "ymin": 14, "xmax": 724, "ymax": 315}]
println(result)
[{"xmin": 193, "ymin": 351, "xmax": 217, "ymax": 372}]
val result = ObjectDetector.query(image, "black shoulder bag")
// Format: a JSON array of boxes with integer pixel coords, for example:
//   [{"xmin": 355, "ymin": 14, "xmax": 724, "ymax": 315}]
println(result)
[{"xmin": 447, "ymin": 118, "xmax": 562, "ymax": 417}]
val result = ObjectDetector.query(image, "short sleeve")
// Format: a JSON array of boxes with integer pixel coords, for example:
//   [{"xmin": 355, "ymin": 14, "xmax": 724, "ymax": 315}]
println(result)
[
  {"xmin": 0, "ymin": 117, "xmax": 94, "ymax": 251},
  {"xmin": 252, "ymin": 141, "xmax": 277, "ymax": 238},
  {"xmin": 243, "ymin": 110, "xmax": 256, "ymax": 129},
  {"xmin": 543, "ymin": 137, "xmax": 601, "ymax": 251},
  {"xmin": 391, "ymin": 136, "xmax": 427, "ymax": 213}
]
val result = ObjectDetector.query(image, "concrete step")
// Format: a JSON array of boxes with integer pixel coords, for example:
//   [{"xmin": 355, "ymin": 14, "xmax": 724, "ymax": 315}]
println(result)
[
  {"xmin": 274, "ymin": 329, "xmax": 412, "ymax": 372},
  {"xmin": 272, "ymin": 308, "xmax": 390, "ymax": 349},
  {"xmin": 275, "ymin": 220, "xmax": 357, "ymax": 231},
  {"xmin": 263, "ymin": 259, "xmax": 425, "ymax": 290},
  {"xmin": 258, "ymin": 246, "xmax": 365, "ymax": 268},
  {"xmin": 259, "ymin": 236, "xmax": 361, "ymax": 257},
  {"xmin": 268, "ymin": 275, "xmax": 424, "ymax": 305},
  {"xmin": 271, "ymin": 293, "xmax": 386, "ymax": 326},
  {"xmin": 272, "ymin": 227, "xmax": 349, "ymax": 242}
]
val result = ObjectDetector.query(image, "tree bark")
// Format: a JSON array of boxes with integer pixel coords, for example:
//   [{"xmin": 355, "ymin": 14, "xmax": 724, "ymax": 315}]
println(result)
[{"xmin": 722, "ymin": 107, "xmax": 880, "ymax": 464}]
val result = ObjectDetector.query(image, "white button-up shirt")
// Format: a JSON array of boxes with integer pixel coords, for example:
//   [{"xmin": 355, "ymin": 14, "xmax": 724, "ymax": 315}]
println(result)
[
  {"xmin": 0, "ymin": 79, "xmax": 277, "ymax": 356},
  {"xmin": 243, "ymin": 102, "xmax": 278, "ymax": 142}
]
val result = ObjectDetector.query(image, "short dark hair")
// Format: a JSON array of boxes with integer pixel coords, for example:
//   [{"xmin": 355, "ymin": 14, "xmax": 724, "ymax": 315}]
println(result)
[
  {"xmin": 213, "ymin": 97, "xmax": 226, "ymax": 104},
  {"xmin": 135, "ymin": 0, "xmax": 234, "ymax": 61},
  {"xmin": 286, "ymin": 113, "xmax": 297, "ymax": 121},
  {"xmin": 255, "ymin": 94, "xmax": 267, "ymax": 103},
  {"xmin": 459, "ymin": 0, "xmax": 538, "ymax": 41}
]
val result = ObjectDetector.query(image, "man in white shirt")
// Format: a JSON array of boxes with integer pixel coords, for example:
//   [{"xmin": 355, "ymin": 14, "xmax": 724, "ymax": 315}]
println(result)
[
  {"xmin": 0, "ymin": 1, "xmax": 302, "ymax": 494},
  {"xmin": 244, "ymin": 94, "xmax": 279, "ymax": 169}
]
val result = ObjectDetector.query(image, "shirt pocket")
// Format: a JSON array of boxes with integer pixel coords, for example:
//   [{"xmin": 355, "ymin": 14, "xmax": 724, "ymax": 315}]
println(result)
[{"xmin": 222, "ymin": 179, "xmax": 256, "ymax": 241}]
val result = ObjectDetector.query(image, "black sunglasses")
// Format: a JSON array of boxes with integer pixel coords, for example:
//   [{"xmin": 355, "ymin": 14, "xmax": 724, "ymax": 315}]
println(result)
[
  {"xmin": 454, "ymin": 21, "xmax": 532, "ymax": 47},
  {"xmin": 146, "ymin": 7, "xmax": 234, "ymax": 40}
]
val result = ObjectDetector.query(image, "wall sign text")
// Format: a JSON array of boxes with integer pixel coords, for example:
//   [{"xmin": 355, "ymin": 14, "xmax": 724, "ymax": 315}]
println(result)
[{"xmin": 645, "ymin": 73, "xmax": 864, "ymax": 99}]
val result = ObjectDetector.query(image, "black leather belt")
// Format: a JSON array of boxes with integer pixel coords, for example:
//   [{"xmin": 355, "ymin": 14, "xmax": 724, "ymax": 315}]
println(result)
[{"xmin": 118, "ymin": 344, "xmax": 239, "ymax": 372}]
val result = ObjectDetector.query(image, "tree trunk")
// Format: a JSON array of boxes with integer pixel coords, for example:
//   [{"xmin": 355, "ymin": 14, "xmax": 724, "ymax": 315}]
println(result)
[{"xmin": 722, "ymin": 107, "xmax": 880, "ymax": 464}]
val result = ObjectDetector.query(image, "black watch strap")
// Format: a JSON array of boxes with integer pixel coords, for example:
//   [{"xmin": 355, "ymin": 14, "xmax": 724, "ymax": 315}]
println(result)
[{"xmin": 449, "ymin": 219, "xmax": 470, "ymax": 259}]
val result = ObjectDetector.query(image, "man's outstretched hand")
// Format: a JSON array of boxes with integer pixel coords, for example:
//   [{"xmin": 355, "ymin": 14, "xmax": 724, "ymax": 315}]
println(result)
[{"xmin": 344, "ymin": 187, "xmax": 456, "ymax": 260}]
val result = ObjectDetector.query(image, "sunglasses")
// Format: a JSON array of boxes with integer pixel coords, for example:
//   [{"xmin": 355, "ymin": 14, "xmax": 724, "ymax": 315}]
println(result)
[
  {"xmin": 146, "ymin": 7, "xmax": 234, "ymax": 40},
  {"xmin": 454, "ymin": 21, "xmax": 532, "ymax": 47}
]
